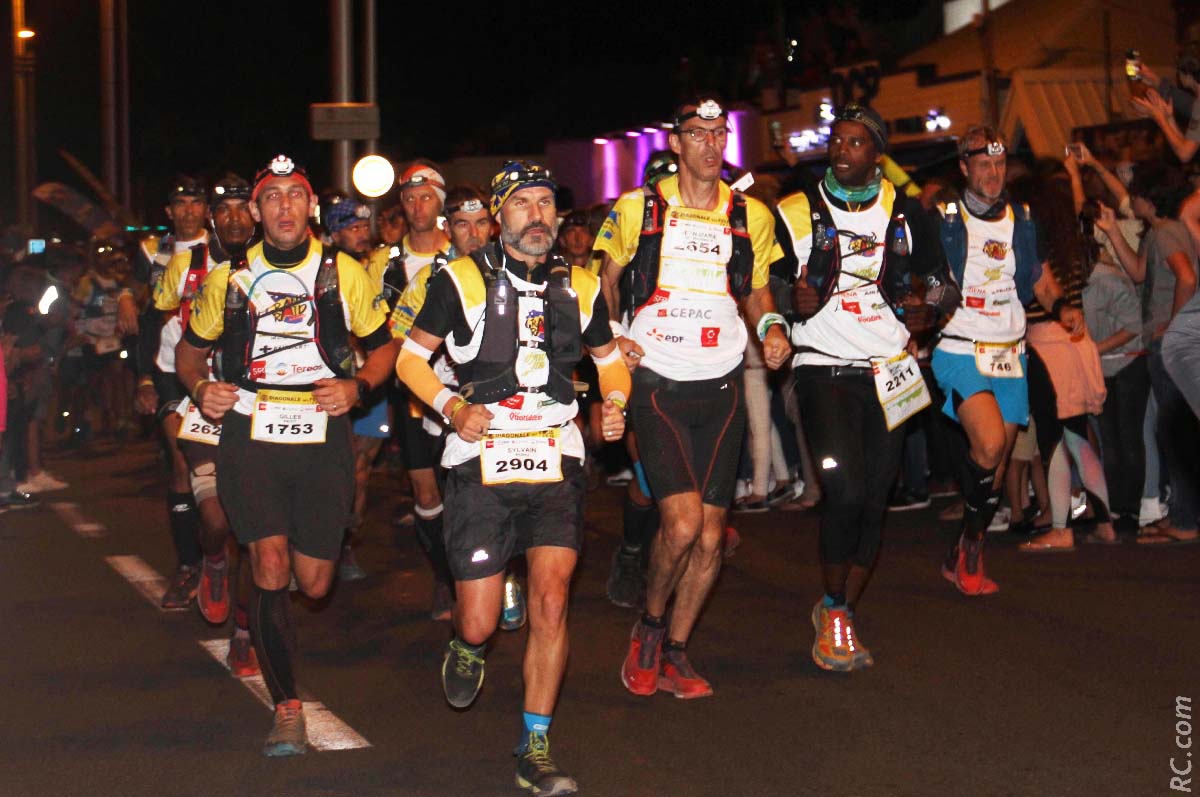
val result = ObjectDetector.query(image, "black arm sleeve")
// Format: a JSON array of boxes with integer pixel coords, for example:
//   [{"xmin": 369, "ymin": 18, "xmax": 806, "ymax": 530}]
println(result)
[
  {"xmin": 411, "ymin": 269, "xmax": 468, "ymax": 341},
  {"xmin": 582, "ymin": 290, "xmax": 614, "ymax": 350},
  {"xmin": 183, "ymin": 325, "xmax": 217, "ymax": 349},
  {"xmin": 905, "ymin": 197, "xmax": 961, "ymax": 316},
  {"xmin": 770, "ymin": 207, "xmax": 799, "ymax": 283},
  {"xmin": 136, "ymin": 309, "xmax": 166, "ymax": 378},
  {"xmin": 359, "ymin": 321, "xmax": 392, "ymax": 354}
]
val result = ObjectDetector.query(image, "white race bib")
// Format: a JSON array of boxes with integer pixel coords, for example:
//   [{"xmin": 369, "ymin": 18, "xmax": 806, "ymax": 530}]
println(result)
[
  {"xmin": 974, "ymin": 341, "xmax": 1024, "ymax": 378},
  {"xmin": 658, "ymin": 214, "xmax": 732, "ymax": 296},
  {"xmin": 251, "ymin": 389, "xmax": 328, "ymax": 444},
  {"xmin": 176, "ymin": 398, "xmax": 221, "ymax": 445},
  {"xmin": 480, "ymin": 429, "xmax": 563, "ymax": 485},
  {"xmin": 872, "ymin": 352, "xmax": 931, "ymax": 431}
]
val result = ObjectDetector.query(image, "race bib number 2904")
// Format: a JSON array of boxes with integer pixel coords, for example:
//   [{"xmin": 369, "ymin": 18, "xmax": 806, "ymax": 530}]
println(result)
[
  {"xmin": 251, "ymin": 389, "xmax": 327, "ymax": 444},
  {"xmin": 480, "ymin": 430, "xmax": 563, "ymax": 485}
]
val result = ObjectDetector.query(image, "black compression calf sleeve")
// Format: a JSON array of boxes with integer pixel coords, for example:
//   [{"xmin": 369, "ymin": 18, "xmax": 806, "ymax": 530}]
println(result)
[
  {"xmin": 961, "ymin": 456, "xmax": 1000, "ymax": 541},
  {"xmin": 621, "ymin": 494, "xmax": 658, "ymax": 553},
  {"xmin": 167, "ymin": 490, "xmax": 202, "ymax": 568},
  {"xmin": 415, "ymin": 509, "xmax": 453, "ymax": 587},
  {"xmin": 250, "ymin": 585, "xmax": 298, "ymax": 705}
]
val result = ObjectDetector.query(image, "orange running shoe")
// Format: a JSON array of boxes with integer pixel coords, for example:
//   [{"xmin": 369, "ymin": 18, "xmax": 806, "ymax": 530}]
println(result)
[
  {"xmin": 621, "ymin": 620, "xmax": 664, "ymax": 696},
  {"xmin": 810, "ymin": 601, "xmax": 867, "ymax": 672},
  {"xmin": 953, "ymin": 536, "xmax": 999, "ymax": 596},
  {"xmin": 227, "ymin": 633, "xmax": 260, "ymax": 678},
  {"xmin": 198, "ymin": 555, "xmax": 230, "ymax": 625},
  {"xmin": 658, "ymin": 649, "xmax": 713, "ymax": 699}
]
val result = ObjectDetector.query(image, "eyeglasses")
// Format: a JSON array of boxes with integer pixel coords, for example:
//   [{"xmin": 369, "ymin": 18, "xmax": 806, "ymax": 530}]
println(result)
[{"xmin": 678, "ymin": 126, "xmax": 730, "ymax": 144}]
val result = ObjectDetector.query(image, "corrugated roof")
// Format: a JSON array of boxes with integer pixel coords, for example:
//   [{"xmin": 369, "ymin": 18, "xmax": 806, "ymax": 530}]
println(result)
[{"xmin": 1000, "ymin": 67, "xmax": 1147, "ymax": 157}]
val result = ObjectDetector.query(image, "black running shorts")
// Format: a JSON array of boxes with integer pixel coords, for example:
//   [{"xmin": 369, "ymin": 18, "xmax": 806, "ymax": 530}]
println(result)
[
  {"xmin": 153, "ymin": 367, "xmax": 186, "ymax": 420},
  {"xmin": 629, "ymin": 366, "xmax": 746, "ymax": 507},
  {"xmin": 401, "ymin": 414, "xmax": 441, "ymax": 470},
  {"xmin": 442, "ymin": 456, "xmax": 585, "ymax": 581},
  {"xmin": 216, "ymin": 410, "xmax": 354, "ymax": 561}
]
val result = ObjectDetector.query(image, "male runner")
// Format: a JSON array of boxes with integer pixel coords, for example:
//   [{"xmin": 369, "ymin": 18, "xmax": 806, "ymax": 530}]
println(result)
[
  {"xmin": 176, "ymin": 155, "xmax": 394, "ymax": 756},
  {"xmin": 598, "ymin": 97, "xmax": 789, "ymax": 698},
  {"xmin": 396, "ymin": 162, "xmax": 628, "ymax": 795},
  {"xmin": 135, "ymin": 176, "xmax": 209, "ymax": 609},
  {"xmin": 778, "ymin": 104, "xmax": 958, "ymax": 669},
  {"xmin": 933, "ymin": 127, "xmax": 1082, "ymax": 595}
]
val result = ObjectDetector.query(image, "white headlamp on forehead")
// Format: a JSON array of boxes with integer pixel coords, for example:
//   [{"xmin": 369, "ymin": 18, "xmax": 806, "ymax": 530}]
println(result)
[
  {"xmin": 675, "ymin": 98, "xmax": 725, "ymax": 127},
  {"xmin": 269, "ymin": 155, "xmax": 296, "ymax": 176},
  {"xmin": 446, "ymin": 198, "xmax": 485, "ymax": 216},
  {"xmin": 962, "ymin": 140, "xmax": 1006, "ymax": 159}
]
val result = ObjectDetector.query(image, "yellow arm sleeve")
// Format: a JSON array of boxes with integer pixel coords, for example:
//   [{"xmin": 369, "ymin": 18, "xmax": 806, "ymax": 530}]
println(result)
[
  {"xmin": 396, "ymin": 346, "xmax": 453, "ymax": 414},
  {"xmin": 596, "ymin": 356, "xmax": 631, "ymax": 403},
  {"xmin": 880, "ymin": 155, "xmax": 922, "ymax": 198}
]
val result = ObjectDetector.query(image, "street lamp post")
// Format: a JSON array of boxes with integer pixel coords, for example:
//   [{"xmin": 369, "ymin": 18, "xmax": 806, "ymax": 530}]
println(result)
[{"xmin": 12, "ymin": 0, "xmax": 37, "ymax": 230}]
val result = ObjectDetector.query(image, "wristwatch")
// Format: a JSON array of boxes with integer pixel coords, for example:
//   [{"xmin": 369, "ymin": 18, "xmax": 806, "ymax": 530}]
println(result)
[{"xmin": 355, "ymin": 377, "xmax": 371, "ymax": 404}]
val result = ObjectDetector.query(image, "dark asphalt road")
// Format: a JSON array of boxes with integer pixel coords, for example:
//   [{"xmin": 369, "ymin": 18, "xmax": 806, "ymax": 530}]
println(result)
[{"xmin": 1, "ymin": 438, "xmax": 1195, "ymax": 797}]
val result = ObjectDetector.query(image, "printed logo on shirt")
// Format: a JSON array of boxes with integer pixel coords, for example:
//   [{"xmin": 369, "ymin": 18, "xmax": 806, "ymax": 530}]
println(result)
[
  {"xmin": 264, "ymin": 291, "xmax": 308, "ymax": 324},
  {"xmin": 847, "ymin": 235, "xmax": 878, "ymax": 257},
  {"xmin": 982, "ymin": 240, "xmax": 1008, "ymax": 260},
  {"xmin": 524, "ymin": 309, "xmax": 545, "ymax": 341},
  {"xmin": 646, "ymin": 328, "xmax": 685, "ymax": 344},
  {"xmin": 966, "ymin": 295, "xmax": 986, "ymax": 309},
  {"xmin": 657, "ymin": 307, "xmax": 713, "ymax": 319},
  {"xmin": 250, "ymin": 360, "xmax": 267, "ymax": 380},
  {"xmin": 700, "ymin": 327, "xmax": 720, "ymax": 347},
  {"xmin": 499, "ymin": 395, "xmax": 525, "ymax": 410},
  {"xmin": 841, "ymin": 299, "xmax": 862, "ymax": 314}
]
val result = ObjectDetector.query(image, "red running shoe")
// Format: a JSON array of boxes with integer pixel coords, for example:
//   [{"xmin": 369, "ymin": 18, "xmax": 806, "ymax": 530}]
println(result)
[
  {"xmin": 621, "ymin": 620, "xmax": 665, "ymax": 696},
  {"xmin": 198, "ymin": 555, "xmax": 230, "ymax": 625},
  {"xmin": 953, "ymin": 536, "xmax": 999, "ymax": 596},
  {"xmin": 227, "ymin": 633, "xmax": 260, "ymax": 678},
  {"xmin": 658, "ymin": 650, "xmax": 713, "ymax": 699}
]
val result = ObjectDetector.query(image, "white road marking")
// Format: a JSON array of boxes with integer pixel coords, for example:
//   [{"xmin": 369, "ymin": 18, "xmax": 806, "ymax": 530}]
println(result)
[
  {"xmin": 198, "ymin": 639, "xmax": 371, "ymax": 751},
  {"xmin": 104, "ymin": 555, "xmax": 170, "ymax": 610},
  {"xmin": 50, "ymin": 502, "xmax": 106, "ymax": 537}
]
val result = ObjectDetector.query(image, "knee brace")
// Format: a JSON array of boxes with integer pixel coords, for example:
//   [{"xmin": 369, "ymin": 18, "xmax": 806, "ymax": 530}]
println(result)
[{"xmin": 189, "ymin": 461, "xmax": 218, "ymax": 504}]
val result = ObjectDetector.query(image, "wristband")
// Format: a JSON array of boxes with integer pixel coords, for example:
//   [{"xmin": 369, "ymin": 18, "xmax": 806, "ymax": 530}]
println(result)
[
  {"xmin": 447, "ymin": 397, "xmax": 469, "ymax": 423},
  {"xmin": 191, "ymin": 378, "xmax": 209, "ymax": 399},
  {"xmin": 756, "ymin": 312, "xmax": 787, "ymax": 341},
  {"xmin": 355, "ymin": 376, "xmax": 371, "ymax": 404},
  {"xmin": 607, "ymin": 394, "xmax": 627, "ymax": 411},
  {"xmin": 609, "ymin": 319, "xmax": 627, "ymax": 338},
  {"xmin": 138, "ymin": 376, "xmax": 154, "ymax": 388}
]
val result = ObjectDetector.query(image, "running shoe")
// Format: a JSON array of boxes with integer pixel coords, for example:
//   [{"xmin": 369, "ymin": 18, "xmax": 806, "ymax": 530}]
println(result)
[
  {"xmin": 952, "ymin": 535, "xmax": 1000, "ymax": 596},
  {"xmin": 733, "ymin": 498, "xmax": 770, "ymax": 514},
  {"xmin": 987, "ymin": 505, "xmax": 1012, "ymax": 533},
  {"xmin": 810, "ymin": 600, "xmax": 866, "ymax": 672},
  {"xmin": 500, "ymin": 573, "xmax": 527, "ymax": 631},
  {"xmin": 227, "ymin": 633, "xmax": 260, "ymax": 678},
  {"xmin": 0, "ymin": 490, "xmax": 40, "ymax": 510},
  {"xmin": 198, "ymin": 555, "xmax": 230, "ymax": 625},
  {"xmin": 887, "ymin": 489, "xmax": 931, "ymax": 512},
  {"xmin": 263, "ymin": 699, "xmax": 307, "ymax": 757},
  {"xmin": 431, "ymin": 580, "xmax": 454, "ymax": 622},
  {"xmin": 161, "ymin": 564, "xmax": 200, "ymax": 610},
  {"xmin": 605, "ymin": 467, "xmax": 634, "ymax": 487},
  {"xmin": 605, "ymin": 548, "xmax": 645, "ymax": 609},
  {"xmin": 927, "ymin": 480, "xmax": 959, "ymax": 499},
  {"xmin": 658, "ymin": 649, "xmax": 713, "ymax": 698},
  {"xmin": 766, "ymin": 480, "xmax": 805, "ymax": 507},
  {"xmin": 620, "ymin": 620, "xmax": 664, "ymax": 696},
  {"xmin": 722, "ymin": 525, "xmax": 742, "ymax": 558},
  {"xmin": 31, "ymin": 471, "xmax": 69, "ymax": 492},
  {"xmin": 442, "ymin": 638, "xmax": 485, "ymax": 708},
  {"xmin": 515, "ymin": 732, "xmax": 578, "ymax": 796},
  {"xmin": 337, "ymin": 545, "xmax": 367, "ymax": 582}
]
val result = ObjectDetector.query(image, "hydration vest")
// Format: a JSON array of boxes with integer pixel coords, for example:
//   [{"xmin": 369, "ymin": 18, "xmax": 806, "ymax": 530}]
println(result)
[
  {"xmin": 797, "ymin": 184, "xmax": 913, "ymax": 313},
  {"xmin": 220, "ymin": 245, "xmax": 355, "ymax": 392},
  {"xmin": 178, "ymin": 243, "xmax": 209, "ymax": 330},
  {"xmin": 939, "ymin": 200, "xmax": 1042, "ymax": 306},
  {"xmin": 620, "ymin": 185, "xmax": 755, "ymax": 319},
  {"xmin": 457, "ymin": 243, "xmax": 582, "ymax": 406}
]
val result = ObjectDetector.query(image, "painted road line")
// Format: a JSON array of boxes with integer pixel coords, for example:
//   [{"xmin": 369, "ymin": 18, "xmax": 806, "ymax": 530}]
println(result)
[
  {"xmin": 50, "ymin": 502, "xmax": 106, "ymax": 537},
  {"xmin": 104, "ymin": 555, "xmax": 172, "ymax": 611},
  {"xmin": 198, "ymin": 638, "xmax": 371, "ymax": 751}
]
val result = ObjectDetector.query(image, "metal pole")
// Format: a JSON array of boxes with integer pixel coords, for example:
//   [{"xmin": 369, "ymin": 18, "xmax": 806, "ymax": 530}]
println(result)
[
  {"xmin": 362, "ymin": 0, "xmax": 377, "ymax": 155},
  {"xmin": 330, "ymin": 0, "xmax": 353, "ymax": 192},
  {"xmin": 980, "ymin": 0, "xmax": 998, "ymax": 127},
  {"xmin": 1103, "ymin": 4, "xmax": 1114, "ymax": 121},
  {"xmin": 118, "ymin": 0, "xmax": 131, "ymax": 208},
  {"xmin": 13, "ymin": 0, "xmax": 32, "ymax": 229},
  {"xmin": 100, "ymin": 0, "xmax": 118, "ymax": 197}
]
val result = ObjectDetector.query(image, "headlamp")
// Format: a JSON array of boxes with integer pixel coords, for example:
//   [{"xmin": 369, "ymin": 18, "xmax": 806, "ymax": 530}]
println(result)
[
  {"xmin": 962, "ymin": 140, "xmax": 1006, "ymax": 159},
  {"xmin": 675, "ymin": 99, "xmax": 725, "ymax": 127},
  {"xmin": 446, "ymin": 198, "xmax": 485, "ymax": 216}
]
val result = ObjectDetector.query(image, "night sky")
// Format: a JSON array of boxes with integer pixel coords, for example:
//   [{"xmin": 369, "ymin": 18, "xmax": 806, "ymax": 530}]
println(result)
[{"xmin": 0, "ymin": 0, "xmax": 920, "ymax": 232}]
